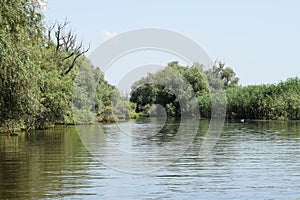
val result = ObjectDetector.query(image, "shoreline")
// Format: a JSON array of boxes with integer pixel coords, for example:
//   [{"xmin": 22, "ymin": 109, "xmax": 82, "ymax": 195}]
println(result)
[{"xmin": 1, "ymin": 117, "xmax": 300, "ymax": 135}]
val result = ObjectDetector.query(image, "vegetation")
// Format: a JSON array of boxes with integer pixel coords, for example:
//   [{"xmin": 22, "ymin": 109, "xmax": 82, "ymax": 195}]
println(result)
[
  {"xmin": 130, "ymin": 61, "xmax": 300, "ymax": 121},
  {"xmin": 130, "ymin": 61, "xmax": 235, "ymax": 118},
  {"xmin": 130, "ymin": 62, "xmax": 208, "ymax": 117},
  {"xmin": 0, "ymin": 0, "xmax": 299, "ymax": 133},
  {"xmin": 0, "ymin": 0, "xmax": 128, "ymax": 133},
  {"xmin": 225, "ymin": 78, "xmax": 300, "ymax": 120},
  {"xmin": 205, "ymin": 61, "xmax": 240, "ymax": 90},
  {"xmin": 197, "ymin": 77, "xmax": 300, "ymax": 120}
]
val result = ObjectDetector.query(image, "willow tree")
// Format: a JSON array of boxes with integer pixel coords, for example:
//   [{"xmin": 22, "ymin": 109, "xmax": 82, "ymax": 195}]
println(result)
[
  {"xmin": 130, "ymin": 62, "xmax": 209, "ymax": 117},
  {"xmin": 0, "ymin": 0, "xmax": 45, "ymax": 129}
]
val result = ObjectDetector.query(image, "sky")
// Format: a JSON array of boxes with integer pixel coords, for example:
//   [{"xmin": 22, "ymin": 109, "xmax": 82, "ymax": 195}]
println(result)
[{"xmin": 44, "ymin": 0, "xmax": 300, "ymax": 88}]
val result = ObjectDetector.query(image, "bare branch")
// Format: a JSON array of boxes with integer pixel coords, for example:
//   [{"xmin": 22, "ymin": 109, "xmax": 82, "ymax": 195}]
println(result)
[
  {"xmin": 54, "ymin": 20, "xmax": 69, "ymax": 52},
  {"xmin": 47, "ymin": 23, "xmax": 55, "ymax": 48},
  {"xmin": 64, "ymin": 43, "xmax": 90, "ymax": 75},
  {"xmin": 48, "ymin": 19, "xmax": 89, "ymax": 75}
]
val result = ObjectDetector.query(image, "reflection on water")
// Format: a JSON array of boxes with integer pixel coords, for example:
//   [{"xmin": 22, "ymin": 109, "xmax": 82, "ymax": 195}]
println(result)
[
  {"xmin": 0, "ymin": 120, "xmax": 299, "ymax": 199},
  {"xmin": 77, "ymin": 118, "xmax": 205, "ymax": 173}
]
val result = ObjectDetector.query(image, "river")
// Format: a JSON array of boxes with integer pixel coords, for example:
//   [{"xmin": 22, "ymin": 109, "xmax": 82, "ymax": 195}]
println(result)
[{"xmin": 0, "ymin": 119, "xmax": 299, "ymax": 199}]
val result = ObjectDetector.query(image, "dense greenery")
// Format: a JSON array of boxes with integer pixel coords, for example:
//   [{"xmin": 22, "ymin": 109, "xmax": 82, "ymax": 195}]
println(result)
[
  {"xmin": 130, "ymin": 62, "xmax": 209, "ymax": 117},
  {"xmin": 0, "ymin": 0, "xmax": 44, "ymax": 131},
  {"xmin": 1, "ymin": 1, "xmax": 299, "ymax": 133},
  {"xmin": 72, "ymin": 61, "xmax": 132, "ymax": 123},
  {"xmin": 0, "ymin": 0, "xmax": 129, "ymax": 132},
  {"xmin": 130, "ymin": 62, "xmax": 300, "ymax": 121},
  {"xmin": 130, "ymin": 61, "xmax": 236, "ymax": 117},
  {"xmin": 205, "ymin": 61, "xmax": 239, "ymax": 90},
  {"xmin": 192, "ymin": 78, "xmax": 300, "ymax": 120},
  {"xmin": 226, "ymin": 78, "xmax": 300, "ymax": 120}
]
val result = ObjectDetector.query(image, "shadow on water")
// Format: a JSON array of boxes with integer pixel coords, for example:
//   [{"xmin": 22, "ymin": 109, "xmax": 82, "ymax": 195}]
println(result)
[{"xmin": 0, "ymin": 127, "xmax": 99, "ymax": 199}]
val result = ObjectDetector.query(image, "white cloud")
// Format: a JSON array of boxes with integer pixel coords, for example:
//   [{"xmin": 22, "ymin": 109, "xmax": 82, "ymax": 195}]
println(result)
[{"xmin": 100, "ymin": 30, "xmax": 117, "ymax": 40}]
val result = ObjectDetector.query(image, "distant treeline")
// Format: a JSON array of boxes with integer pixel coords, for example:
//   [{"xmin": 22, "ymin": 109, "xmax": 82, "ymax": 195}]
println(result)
[
  {"xmin": 130, "ymin": 61, "xmax": 237, "ymax": 118},
  {"xmin": 199, "ymin": 77, "xmax": 300, "ymax": 120},
  {"xmin": 130, "ymin": 62, "xmax": 300, "ymax": 120}
]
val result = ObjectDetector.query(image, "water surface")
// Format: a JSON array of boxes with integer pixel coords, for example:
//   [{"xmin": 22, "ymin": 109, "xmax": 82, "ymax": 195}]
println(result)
[{"xmin": 0, "ymin": 119, "xmax": 299, "ymax": 199}]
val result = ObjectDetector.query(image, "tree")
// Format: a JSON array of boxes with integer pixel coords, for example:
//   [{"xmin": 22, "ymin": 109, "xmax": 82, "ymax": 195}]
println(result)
[
  {"xmin": 46, "ymin": 20, "xmax": 90, "ymax": 75},
  {"xmin": 130, "ymin": 62, "xmax": 209, "ymax": 117},
  {"xmin": 37, "ymin": 20, "xmax": 90, "ymax": 126},
  {"xmin": 220, "ymin": 65, "xmax": 239, "ymax": 89},
  {"xmin": 206, "ymin": 61, "xmax": 240, "ymax": 89},
  {"xmin": 0, "ymin": 0, "xmax": 131, "ymax": 131},
  {"xmin": 0, "ymin": 0, "xmax": 45, "ymax": 130}
]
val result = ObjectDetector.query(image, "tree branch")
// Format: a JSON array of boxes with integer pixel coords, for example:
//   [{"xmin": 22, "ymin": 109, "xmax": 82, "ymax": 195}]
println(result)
[
  {"xmin": 64, "ymin": 43, "xmax": 90, "ymax": 75},
  {"xmin": 48, "ymin": 19, "xmax": 89, "ymax": 75}
]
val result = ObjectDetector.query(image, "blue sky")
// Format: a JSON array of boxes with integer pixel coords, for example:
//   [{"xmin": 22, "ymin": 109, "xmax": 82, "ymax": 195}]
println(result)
[{"xmin": 44, "ymin": 0, "xmax": 300, "ymax": 87}]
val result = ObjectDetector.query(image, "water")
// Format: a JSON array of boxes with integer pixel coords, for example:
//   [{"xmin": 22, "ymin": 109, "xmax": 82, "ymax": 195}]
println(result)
[{"xmin": 0, "ymin": 119, "xmax": 299, "ymax": 199}]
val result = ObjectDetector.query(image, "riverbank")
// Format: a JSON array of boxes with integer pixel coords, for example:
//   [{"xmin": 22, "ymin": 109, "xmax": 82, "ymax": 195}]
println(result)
[{"xmin": 2, "ymin": 115, "xmax": 300, "ymax": 135}]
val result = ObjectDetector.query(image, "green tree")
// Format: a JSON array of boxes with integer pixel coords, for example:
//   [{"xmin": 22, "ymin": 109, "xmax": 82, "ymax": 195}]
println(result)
[
  {"xmin": 206, "ymin": 61, "xmax": 240, "ymax": 89},
  {"xmin": 130, "ymin": 62, "xmax": 209, "ymax": 117},
  {"xmin": 0, "ymin": 0, "xmax": 44, "ymax": 130}
]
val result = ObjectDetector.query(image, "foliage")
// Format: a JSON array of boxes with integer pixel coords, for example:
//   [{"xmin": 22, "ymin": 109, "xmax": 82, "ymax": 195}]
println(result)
[
  {"xmin": 130, "ymin": 60, "xmax": 299, "ymax": 121},
  {"xmin": 202, "ymin": 77, "xmax": 300, "ymax": 120},
  {"xmin": 0, "ymin": 0, "xmax": 128, "ymax": 132},
  {"xmin": 130, "ymin": 62, "xmax": 209, "ymax": 117},
  {"xmin": 1, "ymin": 0, "xmax": 299, "ymax": 134},
  {"xmin": 206, "ymin": 61, "xmax": 240, "ymax": 90},
  {"xmin": 0, "ymin": 0, "xmax": 44, "ymax": 129}
]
